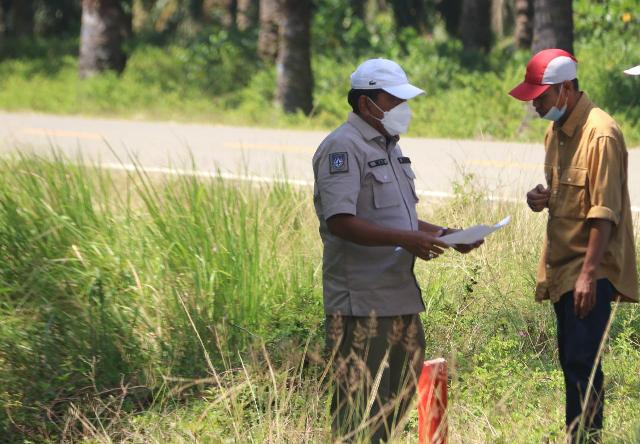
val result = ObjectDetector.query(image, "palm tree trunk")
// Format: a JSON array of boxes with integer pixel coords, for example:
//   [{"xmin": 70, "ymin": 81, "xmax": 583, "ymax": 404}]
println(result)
[
  {"xmin": 203, "ymin": 0, "xmax": 236, "ymax": 28},
  {"xmin": 7, "ymin": 0, "xmax": 34, "ymax": 36},
  {"xmin": 79, "ymin": 0, "xmax": 132, "ymax": 78},
  {"xmin": 236, "ymin": 0, "xmax": 256, "ymax": 31},
  {"xmin": 258, "ymin": 0, "xmax": 280, "ymax": 62},
  {"xmin": 491, "ymin": 0, "xmax": 504, "ymax": 38},
  {"xmin": 390, "ymin": 0, "xmax": 428, "ymax": 34},
  {"xmin": 436, "ymin": 0, "xmax": 462, "ymax": 37},
  {"xmin": 514, "ymin": 0, "xmax": 533, "ymax": 49},
  {"xmin": 0, "ymin": 2, "xmax": 5, "ymax": 36},
  {"xmin": 532, "ymin": 0, "xmax": 573, "ymax": 54},
  {"xmin": 276, "ymin": 0, "xmax": 313, "ymax": 115},
  {"xmin": 350, "ymin": 0, "xmax": 366, "ymax": 20},
  {"xmin": 459, "ymin": 0, "xmax": 492, "ymax": 52}
]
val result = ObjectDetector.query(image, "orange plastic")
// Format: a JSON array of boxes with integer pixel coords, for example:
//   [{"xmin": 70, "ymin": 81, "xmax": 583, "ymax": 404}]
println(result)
[{"xmin": 417, "ymin": 358, "xmax": 448, "ymax": 444}]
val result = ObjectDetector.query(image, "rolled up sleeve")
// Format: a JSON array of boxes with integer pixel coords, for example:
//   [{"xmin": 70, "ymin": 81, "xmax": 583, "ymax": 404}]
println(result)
[
  {"xmin": 314, "ymin": 145, "xmax": 361, "ymax": 221},
  {"xmin": 586, "ymin": 136, "xmax": 623, "ymax": 225}
]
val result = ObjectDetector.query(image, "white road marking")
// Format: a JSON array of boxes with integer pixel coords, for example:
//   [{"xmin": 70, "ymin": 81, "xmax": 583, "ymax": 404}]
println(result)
[
  {"xmin": 465, "ymin": 159, "xmax": 541, "ymax": 170},
  {"xmin": 99, "ymin": 162, "xmax": 640, "ymax": 214},
  {"xmin": 223, "ymin": 142, "xmax": 314, "ymax": 154},
  {"xmin": 100, "ymin": 162, "xmax": 313, "ymax": 187}
]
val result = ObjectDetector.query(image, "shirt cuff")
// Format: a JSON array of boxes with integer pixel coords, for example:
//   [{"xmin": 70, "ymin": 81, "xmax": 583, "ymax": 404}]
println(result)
[
  {"xmin": 586, "ymin": 205, "xmax": 620, "ymax": 225},
  {"xmin": 323, "ymin": 203, "xmax": 357, "ymax": 221}
]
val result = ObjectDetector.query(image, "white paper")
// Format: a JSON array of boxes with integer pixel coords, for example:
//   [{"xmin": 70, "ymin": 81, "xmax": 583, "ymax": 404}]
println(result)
[{"xmin": 439, "ymin": 216, "xmax": 510, "ymax": 246}]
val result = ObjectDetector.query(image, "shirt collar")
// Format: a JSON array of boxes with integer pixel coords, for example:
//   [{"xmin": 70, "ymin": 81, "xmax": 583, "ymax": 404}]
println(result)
[
  {"xmin": 347, "ymin": 112, "xmax": 400, "ymax": 147},
  {"xmin": 348, "ymin": 112, "xmax": 384, "ymax": 141},
  {"xmin": 556, "ymin": 92, "xmax": 594, "ymax": 138}
]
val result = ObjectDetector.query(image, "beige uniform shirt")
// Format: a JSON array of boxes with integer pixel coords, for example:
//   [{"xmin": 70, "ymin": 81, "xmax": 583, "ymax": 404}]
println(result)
[
  {"xmin": 537, "ymin": 93, "xmax": 638, "ymax": 303},
  {"xmin": 313, "ymin": 113, "xmax": 423, "ymax": 316}
]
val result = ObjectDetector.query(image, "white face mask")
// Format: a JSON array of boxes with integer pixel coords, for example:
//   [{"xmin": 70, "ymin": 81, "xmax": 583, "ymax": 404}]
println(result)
[{"xmin": 368, "ymin": 99, "xmax": 413, "ymax": 135}]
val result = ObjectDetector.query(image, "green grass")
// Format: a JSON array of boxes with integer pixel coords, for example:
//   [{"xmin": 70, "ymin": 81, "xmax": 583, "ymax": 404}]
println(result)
[{"xmin": 0, "ymin": 153, "xmax": 639, "ymax": 442}]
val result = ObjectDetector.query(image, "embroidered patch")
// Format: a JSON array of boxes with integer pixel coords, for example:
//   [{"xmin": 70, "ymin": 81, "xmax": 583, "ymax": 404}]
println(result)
[
  {"xmin": 329, "ymin": 152, "xmax": 349, "ymax": 174},
  {"xmin": 398, "ymin": 157, "xmax": 411, "ymax": 164},
  {"xmin": 367, "ymin": 158, "xmax": 388, "ymax": 168}
]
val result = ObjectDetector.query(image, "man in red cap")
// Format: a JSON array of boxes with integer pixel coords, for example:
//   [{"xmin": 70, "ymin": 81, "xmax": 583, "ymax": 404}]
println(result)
[{"xmin": 509, "ymin": 49, "xmax": 638, "ymax": 442}]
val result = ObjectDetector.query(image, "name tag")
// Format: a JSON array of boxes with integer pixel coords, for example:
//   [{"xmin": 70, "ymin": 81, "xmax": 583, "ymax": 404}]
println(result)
[
  {"xmin": 398, "ymin": 157, "xmax": 411, "ymax": 164},
  {"xmin": 368, "ymin": 158, "xmax": 388, "ymax": 168}
]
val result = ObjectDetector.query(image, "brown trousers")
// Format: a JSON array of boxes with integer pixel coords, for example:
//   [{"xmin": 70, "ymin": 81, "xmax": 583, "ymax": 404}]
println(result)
[{"xmin": 325, "ymin": 314, "xmax": 426, "ymax": 443}]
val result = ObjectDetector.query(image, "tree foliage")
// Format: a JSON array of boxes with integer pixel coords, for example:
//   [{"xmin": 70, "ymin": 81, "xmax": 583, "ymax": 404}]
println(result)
[{"xmin": 1, "ymin": 0, "xmax": 638, "ymax": 116}]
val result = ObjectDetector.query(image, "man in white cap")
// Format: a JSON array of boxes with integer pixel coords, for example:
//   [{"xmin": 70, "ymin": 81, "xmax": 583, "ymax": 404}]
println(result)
[
  {"xmin": 509, "ymin": 49, "xmax": 638, "ymax": 442},
  {"xmin": 312, "ymin": 58, "xmax": 481, "ymax": 442}
]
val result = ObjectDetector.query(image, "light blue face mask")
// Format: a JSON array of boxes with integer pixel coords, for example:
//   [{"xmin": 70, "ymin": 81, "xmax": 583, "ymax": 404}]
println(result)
[{"xmin": 542, "ymin": 85, "xmax": 567, "ymax": 121}]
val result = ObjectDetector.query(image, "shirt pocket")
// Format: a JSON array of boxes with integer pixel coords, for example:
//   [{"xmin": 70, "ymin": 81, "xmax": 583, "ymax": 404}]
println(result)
[
  {"xmin": 368, "ymin": 168, "xmax": 401, "ymax": 209},
  {"xmin": 401, "ymin": 164, "xmax": 419, "ymax": 202},
  {"xmin": 554, "ymin": 166, "xmax": 588, "ymax": 218}
]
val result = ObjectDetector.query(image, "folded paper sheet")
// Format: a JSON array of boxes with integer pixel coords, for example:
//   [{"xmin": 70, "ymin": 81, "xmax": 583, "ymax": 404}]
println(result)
[{"xmin": 439, "ymin": 216, "xmax": 510, "ymax": 246}]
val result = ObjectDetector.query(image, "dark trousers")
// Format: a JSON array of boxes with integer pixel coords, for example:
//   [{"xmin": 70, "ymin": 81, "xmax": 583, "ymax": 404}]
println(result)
[
  {"xmin": 554, "ymin": 279, "xmax": 613, "ymax": 443},
  {"xmin": 325, "ymin": 314, "xmax": 425, "ymax": 444}
]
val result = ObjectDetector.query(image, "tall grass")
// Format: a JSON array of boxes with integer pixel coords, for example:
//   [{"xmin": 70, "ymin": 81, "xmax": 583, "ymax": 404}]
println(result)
[
  {"xmin": 0, "ymin": 153, "xmax": 321, "ymax": 440},
  {"xmin": 0, "ymin": 154, "xmax": 639, "ymax": 442}
]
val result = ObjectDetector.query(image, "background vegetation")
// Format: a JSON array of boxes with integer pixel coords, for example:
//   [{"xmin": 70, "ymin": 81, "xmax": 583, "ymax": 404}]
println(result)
[{"xmin": 0, "ymin": 0, "xmax": 639, "ymax": 144}]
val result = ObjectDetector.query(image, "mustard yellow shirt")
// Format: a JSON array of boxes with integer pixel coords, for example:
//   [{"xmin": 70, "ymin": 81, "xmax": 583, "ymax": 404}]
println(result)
[{"xmin": 536, "ymin": 93, "xmax": 638, "ymax": 303}]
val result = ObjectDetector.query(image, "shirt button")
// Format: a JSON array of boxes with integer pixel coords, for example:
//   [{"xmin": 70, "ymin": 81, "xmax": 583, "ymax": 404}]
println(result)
[
  {"xmin": 384, "ymin": 175, "xmax": 388, "ymax": 180},
  {"xmin": 546, "ymin": 264, "xmax": 551, "ymax": 269},
  {"xmin": 560, "ymin": 141, "xmax": 564, "ymax": 146},
  {"xmin": 553, "ymin": 190, "xmax": 558, "ymax": 195}
]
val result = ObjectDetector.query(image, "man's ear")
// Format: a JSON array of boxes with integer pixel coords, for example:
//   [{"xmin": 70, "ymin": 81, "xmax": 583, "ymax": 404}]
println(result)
[
  {"xmin": 563, "ymin": 79, "xmax": 575, "ymax": 93},
  {"xmin": 358, "ymin": 95, "xmax": 372, "ymax": 117}
]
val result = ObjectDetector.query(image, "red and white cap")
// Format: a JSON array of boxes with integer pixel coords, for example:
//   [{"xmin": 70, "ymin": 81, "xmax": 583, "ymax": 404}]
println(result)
[
  {"xmin": 509, "ymin": 49, "xmax": 578, "ymax": 101},
  {"xmin": 624, "ymin": 65, "xmax": 640, "ymax": 76},
  {"xmin": 351, "ymin": 58, "xmax": 425, "ymax": 100}
]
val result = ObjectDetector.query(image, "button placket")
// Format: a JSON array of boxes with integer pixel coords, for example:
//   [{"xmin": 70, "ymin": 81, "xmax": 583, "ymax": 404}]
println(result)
[
  {"xmin": 388, "ymin": 148, "xmax": 416, "ymax": 229},
  {"xmin": 545, "ymin": 219, "xmax": 553, "ymax": 272}
]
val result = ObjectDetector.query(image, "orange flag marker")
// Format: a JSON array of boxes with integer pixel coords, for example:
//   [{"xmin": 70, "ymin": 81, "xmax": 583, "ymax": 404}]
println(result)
[{"xmin": 417, "ymin": 358, "xmax": 448, "ymax": 444}]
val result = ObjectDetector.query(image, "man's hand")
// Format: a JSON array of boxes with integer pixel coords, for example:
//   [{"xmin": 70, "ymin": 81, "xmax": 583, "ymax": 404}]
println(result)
[
  {"xmin": 439, "ymin": 228, "xmax": 484, "ymax": 253},
  {"xmin": 453, "ymin": 240, "xmax": 484, "ymax": 253},
  {"xmin": 526, "ymin": 184, "xmax": 551, "ymax": 212},
  {"xmin": 400, "ymin": 231, "xmax": 449, "ymax": 261},
  {"xmin": 573, "ymin": 271, "xmax": 597, "ymax": 319},
  {"xmin": 571, "ymin": 219, "xmax": 613, "ymax": 319}
]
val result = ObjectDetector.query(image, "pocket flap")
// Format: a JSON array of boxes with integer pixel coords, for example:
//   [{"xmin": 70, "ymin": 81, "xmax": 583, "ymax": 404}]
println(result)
[
  {"xmin": 369, "ymin": 168, "xmax": 393, "ymax": 184},
  {"xmin": 559, "ymin": 167, "xmax": 587, "ymax": 186},
  {"xmin": 402, "ymin": 165, "xmax": 416, "ymax": 180}
]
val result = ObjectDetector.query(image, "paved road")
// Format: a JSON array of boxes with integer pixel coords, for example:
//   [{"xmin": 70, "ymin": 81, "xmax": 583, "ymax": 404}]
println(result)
[{"xmin": 1, "ymin": 111, "xmax": 638, "ymax": 212}]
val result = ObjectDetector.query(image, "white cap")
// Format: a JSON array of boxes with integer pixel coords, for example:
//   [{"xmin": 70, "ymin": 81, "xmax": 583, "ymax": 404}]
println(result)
[
  {"xmin": 624, "ymin": 65, "xmax": 640, "ymax": 76},
  {"xmin": 350, "ymin": 58, "xmax": 425, "ymax": 100}
]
